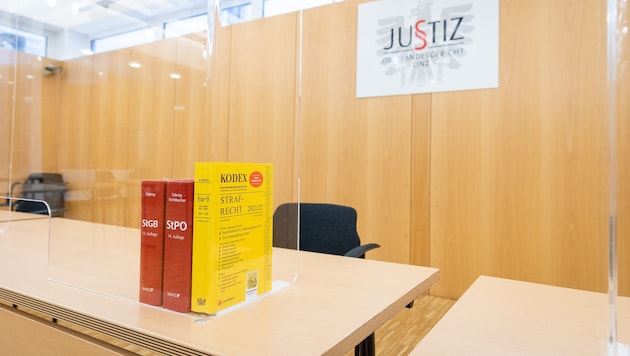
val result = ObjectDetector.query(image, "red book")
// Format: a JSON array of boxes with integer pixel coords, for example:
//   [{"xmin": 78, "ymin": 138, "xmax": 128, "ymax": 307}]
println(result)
[
  {"xmin": 139, "ymin": 180, "xmax": 166, "ymax": 306},
  {"xmin": 162, "ymin": 180, "xmax": 194, "ymax": 312}
]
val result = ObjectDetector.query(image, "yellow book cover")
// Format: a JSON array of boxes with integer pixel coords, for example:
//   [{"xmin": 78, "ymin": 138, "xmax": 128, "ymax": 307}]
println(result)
[{"xmin": 191, "ymin": 162, "xmax": 273, "ymax": 314}]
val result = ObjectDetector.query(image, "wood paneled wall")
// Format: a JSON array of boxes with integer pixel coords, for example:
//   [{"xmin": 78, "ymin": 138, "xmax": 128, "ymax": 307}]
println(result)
[
  {"xmin": 2, "ymin": 0, "xmax": 628, "ymax": 299},
  {"xmin": 430, "ymin": 0, "xmax": 611, "ymax": 297},
  {"xmin": 300, "ymin": 3, "xmax": 415, "ymax": 264},
  {"xmin": 228, "ymin": 14, "xmax": 299, "ymax": 208}
]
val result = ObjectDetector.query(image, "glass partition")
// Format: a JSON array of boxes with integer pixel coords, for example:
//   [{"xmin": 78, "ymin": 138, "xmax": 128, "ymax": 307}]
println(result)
[
  {"xmin": 609, "ymin": 0, "xmax": 629, "ymax": 352},
  {"xmin": 0, "ymin": 196, "xmax": 52, "ymax": 312},
  {"xmin": 0, "ymin": 0, "xmax": 318, "ymax": 316}
]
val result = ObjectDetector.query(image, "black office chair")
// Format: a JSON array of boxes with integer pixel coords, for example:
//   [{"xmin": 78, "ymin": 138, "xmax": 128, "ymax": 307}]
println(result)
[
  {"xmin": 12, "ymin": 173, "xmax": 67, "ymax": 217},
  {"xmin": 273, "ymin": 202, "xmax": 380, "ymax": 356}
]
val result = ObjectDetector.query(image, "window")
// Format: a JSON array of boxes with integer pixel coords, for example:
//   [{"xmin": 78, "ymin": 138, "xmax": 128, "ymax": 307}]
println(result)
[
  {"xmin": 91, "ymin": 27, "xmax": 162, "ymax": 54},
  {"xmin": 0, "ymin": 24, "xmax": 47, "ymax": 57},
  {"xmin": 90, "ymin": 0, "xmax": 340, "ymax": 55},
  {"xmin": 165, "ymin": 14, "xmax": 208, "ymax": 38},
  {"xmin": 264, "ymin": 0, "xmax": 338, "ymax": 18},
  {"xmin": 221, "ymin": 3, "xmax": 254, "ymax": 26}
]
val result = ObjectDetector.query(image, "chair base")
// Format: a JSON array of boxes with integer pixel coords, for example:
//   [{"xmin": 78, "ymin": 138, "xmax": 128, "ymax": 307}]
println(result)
[{"xmin": 355, "ymin": 333, "xmax": 375, "ymax": 356}]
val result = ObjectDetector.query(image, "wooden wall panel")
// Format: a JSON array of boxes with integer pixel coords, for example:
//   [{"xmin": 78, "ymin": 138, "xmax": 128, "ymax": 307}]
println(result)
[
  {"xmin": 171, "ymin": 34, "xmax": 212, "ymax": 177},
  {"xmin": 206, "ymin": 25, "xmax": 233, "ymax": 163},
  {"xmin": 227, "ymin": 14, "xmax": 299, "ymax": 208},
  {"xmin": 88, "ymin": 49, "xmax": 132, "ymax": 225},
  {"xmin": 12, "ymin": 52, "xmax": 44, "ymax": 180},
  {"xmin": 53, "ymin": 31, "xmax": 228, "ymax": 227},
  {"xmin": 122, "ymin": 39, "xmax": 177, "ymax": 227},
  {"xmin": 57, "ymin": 57, "xmax": 92, "ymax": 170},
  {"xmin": 128, "ymin": 39, "xmax": 177, "ymax": 180},
  {"xmin": 410, "ymin": 95, "xmax": 431, "ymax": 268},
  {"xmin": 301, "ymin": 2, "xmax": 413, "ymax": 263},
  {"xmin": 429, "ymin": 0, "xmax": 609, "ymax": 298},
  {"xmin": 89, "ymin": 50, "xmax": 131, "ymax": 170},
  {"xmin": 57, "ymin": 56, "xmax": 96, "ymax": 222}
]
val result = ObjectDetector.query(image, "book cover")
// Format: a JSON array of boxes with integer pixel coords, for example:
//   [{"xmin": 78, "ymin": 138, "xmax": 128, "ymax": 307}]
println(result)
[
  {"xmin": 139, "ymin": 180, "xmax": 166, "ymax": 306},
  {"xmin": 162, "ymin": 179, "xmax": 194, "ymax": 312},
  {"xmin": 191, "ymin": 162, "xmax": 273, "ymax": 314}
]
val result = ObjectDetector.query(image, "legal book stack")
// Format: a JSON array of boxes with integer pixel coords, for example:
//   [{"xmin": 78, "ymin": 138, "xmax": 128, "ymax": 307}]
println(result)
[
  {"xmin": 139, "ymin": 179, "xmax": 194, "ymax": 312},
  {"xmin": 138, "ymin": 162, "xmax": 273, "ymax": 315}
]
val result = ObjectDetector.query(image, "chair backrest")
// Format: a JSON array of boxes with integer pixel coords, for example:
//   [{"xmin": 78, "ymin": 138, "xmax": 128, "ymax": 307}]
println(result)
[{"xmin": 273, "ymin": 203, "xmax": 361, "ymax": 256}]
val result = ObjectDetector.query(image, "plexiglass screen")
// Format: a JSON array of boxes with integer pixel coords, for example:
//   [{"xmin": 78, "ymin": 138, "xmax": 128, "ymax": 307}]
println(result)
[
  {"xmin": 0, "ymin": 0, "xmax": 332, "ymax": 318},
  {"xmin": 609, "ymin": 0, "xmax": 629, "ymax": 352}
]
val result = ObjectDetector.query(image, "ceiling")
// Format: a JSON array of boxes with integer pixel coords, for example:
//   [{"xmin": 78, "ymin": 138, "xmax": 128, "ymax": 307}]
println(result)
[{"xmin": 0, "ymin": 0, "xmax": 209, "ymax": 39}]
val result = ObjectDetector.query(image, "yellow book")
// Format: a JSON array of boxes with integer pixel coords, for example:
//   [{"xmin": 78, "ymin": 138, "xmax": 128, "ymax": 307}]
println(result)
[{"xmin": 191, "ymin": 162, "xmax": 273, "ymax": 314}]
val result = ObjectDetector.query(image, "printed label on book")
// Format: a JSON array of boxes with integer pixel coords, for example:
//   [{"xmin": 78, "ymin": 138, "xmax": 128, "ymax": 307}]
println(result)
[{"xmin": 139, "ymin": 180, "xmax": 166, "ymax": 306}]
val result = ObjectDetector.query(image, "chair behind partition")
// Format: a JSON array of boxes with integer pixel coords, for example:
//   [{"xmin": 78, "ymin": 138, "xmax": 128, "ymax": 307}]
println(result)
[
  {"xmin": 273, "ymin": 202, "xmax": 380, "ymax": 356},
  {"xmin": 13, "ymin": 173, "xmax": 67, "ymax": 217}
]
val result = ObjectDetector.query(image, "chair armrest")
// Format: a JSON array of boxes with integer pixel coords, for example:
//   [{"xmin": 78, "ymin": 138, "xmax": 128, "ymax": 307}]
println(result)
[{"xmin": 344, "ymin": 243, "xmax": 380, "ymax": 258}]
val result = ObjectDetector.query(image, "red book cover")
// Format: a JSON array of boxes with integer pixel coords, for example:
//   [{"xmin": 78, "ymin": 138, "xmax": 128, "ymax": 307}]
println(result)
[
  {"xmin": 162, "ymin": 180, "xmax": 194, "ymax": 312},
  {"xmin": 139, "ymin": 180, "xmax": 166, "ymax": 306}
]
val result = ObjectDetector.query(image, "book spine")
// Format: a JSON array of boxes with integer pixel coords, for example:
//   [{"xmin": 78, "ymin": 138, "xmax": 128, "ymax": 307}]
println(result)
[
  {"xmin": 139, "ymin": 180, "xmax": 166, "ymax": 306},
  {"xmin": 191, "ymin": 163, "xmax": 217, "ymax": 314},
  {"xmin": 162, "ymin": 180, "xmax": 194, "ymax": 312}
]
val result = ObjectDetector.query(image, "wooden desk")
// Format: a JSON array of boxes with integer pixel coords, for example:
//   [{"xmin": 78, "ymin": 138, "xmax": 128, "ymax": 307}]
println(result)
[
  {"xmin": 0, "ymin": 209, "xmax": 50, "ymax": 222},
  {"xmin": 0, "ymin": 217, "xmax": 439, "ymax": 355},
  {"xmin": 411, "ymin": 275, "xmax": 630, "ymax": 355},
  {"xmin": 0, "ymin": 303, "xmax": 134, "ymax": 356}
]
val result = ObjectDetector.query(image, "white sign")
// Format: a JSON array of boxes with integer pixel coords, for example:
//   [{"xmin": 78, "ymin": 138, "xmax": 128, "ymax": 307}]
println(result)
[{"xmin": 356, "ymin": 0, "xmax": 499, "ymax": 98}]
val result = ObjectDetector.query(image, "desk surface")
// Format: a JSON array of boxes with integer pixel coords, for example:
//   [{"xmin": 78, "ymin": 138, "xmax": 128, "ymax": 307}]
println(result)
[
  {"xmin": 0, "ymin": 209, "xmax": 50, "ymax": 222},
  {"xmin": 411, "ymin": 275, "xmax": 630, "ymax": 355},
  {"xmin": 0, "ymin": 217, "xmax": 439, "ymax": 355}
]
